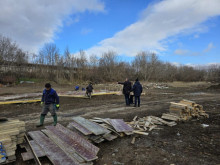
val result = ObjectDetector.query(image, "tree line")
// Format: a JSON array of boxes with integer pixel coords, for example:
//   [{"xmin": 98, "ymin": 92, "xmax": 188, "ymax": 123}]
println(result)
[{"xmin": 0, "ymin": 35, "xmax": 219, "ymax": 83}]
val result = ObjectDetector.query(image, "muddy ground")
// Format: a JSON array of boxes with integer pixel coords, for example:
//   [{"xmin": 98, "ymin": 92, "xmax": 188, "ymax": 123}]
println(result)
[{"xmin": 0, "ymin": 82, "xmax": 220, "ymax": 165}]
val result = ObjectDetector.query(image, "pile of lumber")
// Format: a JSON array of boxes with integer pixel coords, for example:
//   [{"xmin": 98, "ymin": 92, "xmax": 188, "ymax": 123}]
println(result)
[
  {"xmin": 162, "ymin": 99, "xmax": 209, "ymax": 121},
  {"xmin": 22, "ymin": 117, "xmax": 133, "ymax": 164},
  {"xmin": 0, "ymin": 119, "xmax": 25, "ymax": 162},
  {"xmin": 127, "ymin": 115, "xmax": 176, "ymax": 135},
  {"xmin": 23, "ymin": 123, "xmax": 99, "ymax": 165},
  {"xmin": 67, "ymin": 116, "xmax": 133, "ymax": 143}
]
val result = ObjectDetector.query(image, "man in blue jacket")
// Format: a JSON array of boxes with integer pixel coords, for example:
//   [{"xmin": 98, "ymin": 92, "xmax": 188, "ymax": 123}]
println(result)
[
  {"xmin": 36, "ymin": 83, "xmax": 59, "ymax": 127},
  {"xmin": 132, "ymin": 78, "xmax": 143, "ymax": 107}
]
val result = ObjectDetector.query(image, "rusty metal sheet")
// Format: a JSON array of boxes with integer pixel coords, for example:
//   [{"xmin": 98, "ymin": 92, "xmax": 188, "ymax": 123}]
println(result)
[
  {"xmin": 28, "ymin": 131, "xmax": 80, "ymax": 165},
  {"xmin": 72, "ymin": 116, "xmax": 109, "ymax": 135},
  {"xmin": 108, "ymin": 119, "xmax": 134, "ymax": 132},
  {"xmin": 68, "ymin": 121, "xmax": 92, "ymax": 135},
  {"xmin": 21, "ymin": 140, "xmax": 46, "ymax": 161},
  {"xmin": 46, "ymin": 124, "xmax": 99, "ymax": 161}
]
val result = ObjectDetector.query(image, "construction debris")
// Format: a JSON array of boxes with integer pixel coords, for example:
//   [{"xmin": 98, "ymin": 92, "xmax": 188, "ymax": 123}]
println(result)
[
  {"xmin": 67, "ymin": 117, "xmax": 132, "ymax": 144},
  {"xmin": 162, "ymin": 99, "xmax": 209, "ymax": 121},
  {"xmin": 0, "ymin": 119, "xmax": 25, "ymax": 163},
  {"xmin": 131, "ymin": 137, "xmax": 136, "ymax": 144},
  {"xmin": 127, "ymin": 115, "xmax": 176, "ymax": 135},
  {"xmin": 25, "ymin": 123, "xmax": 99, "ymax": 165}
]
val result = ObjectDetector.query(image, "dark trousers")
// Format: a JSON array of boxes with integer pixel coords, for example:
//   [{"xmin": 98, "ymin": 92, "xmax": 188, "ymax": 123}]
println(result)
[
  {"xmin": 129, "ymin": 95, "xmax": 134, "ymax": 104},
  {"xmin": 134, "ymin": 96, "xmax": 140, "ymax": 106},
  {"xmin": 124, "ymin": 94, "xmax": 130, "ymax": 105}
]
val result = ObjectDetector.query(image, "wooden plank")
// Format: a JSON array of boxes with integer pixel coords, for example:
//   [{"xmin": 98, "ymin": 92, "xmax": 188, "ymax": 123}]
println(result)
[
  {"xmin": 24, "ymin": 134, "xmax": 42, "ymax": 165},
  {"xmin": 67, "ymin": 121, "xmax": 92, "ymax": 135},
  {"xmin": 55, "ymin": 124, "xmax": 99, "ymax": 155},
  {"xmin": 28, "ymin": 131, "xmax": 80, "ymax": 165},
  {"xmin": 46, "ymin": 124, "xmax": 99, "ymax": 161},
  {"xmin": 72, "ymin": 116, "xmax": 109, "ymax": 135},
  {"xmin": 179, "ymin": 99, "xmax": 195, "ymax": 107},
  {"xmin": 161, "ymin": 113, "xmax": 180, "ymax": 121},
  {"xmin": 42, "ymin": 129, "xmax": 85, "ymax": 163},
  {"xmin": 131, "ymin": 137, "xmax": 136, "ymax": 144},
  {"xmin": 133, "ymin": 131, "xmax": 149, "ymax": 136},
  {"xmin": 0, "ymin": 99, "xmax": 41, "ymax": 105},
  {"xmin": 150, "ymin": 116, "xmax": 177, "ymax": 127},
  {"xmin": 21, "ymin": 140, "xmax": 46, "ymax": 161},
  {"xmin": 102, "ymin": 133, "xmax": 118, "ymax": 141},
  {"xmin": 108, "ymin": 119, "xmax": 134, "ymax": 133}
]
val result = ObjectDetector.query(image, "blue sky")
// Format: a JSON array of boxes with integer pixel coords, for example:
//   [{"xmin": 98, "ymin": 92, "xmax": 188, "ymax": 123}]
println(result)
[{"xmin": 0, "ymin": 0, "xmax": 220, "ymax": 65}]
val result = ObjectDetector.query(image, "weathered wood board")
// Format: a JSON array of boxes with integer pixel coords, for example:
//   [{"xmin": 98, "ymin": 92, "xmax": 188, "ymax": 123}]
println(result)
[
  {"xmin": 21, "ymin": 140, "xmax": 46, "ymax": 161},
  {"xmin": 68, "ymin": 121, "xmax": 92, "ymax": 135},
  {"xmin": 45, "ymin": 124, "xmax": 99, "ymax": 162},
  {"xmin": 108, "ymin": 119, "xmax": 134, "ymax": 133},
  {"xmin": 28, "ymin": 131, "xmax": 80, "ymax": 165},
  {"xmin": 72, "ymin": 116, "xmax": 109, "ymax": 135}
]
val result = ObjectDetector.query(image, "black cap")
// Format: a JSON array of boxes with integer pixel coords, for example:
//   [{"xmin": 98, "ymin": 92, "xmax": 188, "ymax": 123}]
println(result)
[
  {"xmin": 45, "ymin": 83, "xmax": 51, "ymax": 88},
  {"xmin": 136, "ymin": 78, "xmax": 139, "ymax": 82}
]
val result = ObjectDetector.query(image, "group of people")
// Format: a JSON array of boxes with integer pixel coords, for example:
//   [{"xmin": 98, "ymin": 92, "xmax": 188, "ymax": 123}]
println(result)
[
  {"xmin": 118, "ymin": 78, "xmax": 143, "ymax": 107},
  {"xmin": 37, "ymin": 79, "xmax": 142, "ymax": 127}
]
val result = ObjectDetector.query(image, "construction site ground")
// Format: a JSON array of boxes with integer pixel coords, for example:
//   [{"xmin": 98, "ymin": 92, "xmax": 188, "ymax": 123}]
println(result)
[{"xmin": 0, "ymin": 82, "xmax": 220, "ymax": 165}]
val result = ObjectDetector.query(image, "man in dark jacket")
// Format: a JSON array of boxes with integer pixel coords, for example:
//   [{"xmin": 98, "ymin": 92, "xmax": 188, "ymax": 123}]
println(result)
[
  {"xmin": 132, "ymin": 78, "xmax": 143, "ymax": 107},
  {"xmin": 118, "ymin": 78, "xmax": 132, "ymax": 106},
  {"xmin": 36, "ymin": 83, "xmax": 59, "ymax": 127},
  {"xmin": 86, "ymin": 82, "xmax": 93, "ymax": 99}
]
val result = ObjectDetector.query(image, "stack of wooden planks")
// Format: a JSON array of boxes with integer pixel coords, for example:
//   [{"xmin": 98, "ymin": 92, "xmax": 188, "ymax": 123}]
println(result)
[
  {"xmin": 22, "ymin": 117, "xmax": 133, "ymax": 164},
  {"xmin": 23, "ymin": 123, "xmax": 99, "ymax": 165},
  {"xmin": 162, "ymin": 99, "xmax": 209, "ymax": 121},
  {"xmin": 67, "ymin": 117, "xmax": 133, "ymax": 143},
  {"xmin": 127, "ymin": 115, "xmax": 176, "ymax": 135},
  {"xmin": 0, "ymin": 119, "xmax": 25, "ymax": 162}
]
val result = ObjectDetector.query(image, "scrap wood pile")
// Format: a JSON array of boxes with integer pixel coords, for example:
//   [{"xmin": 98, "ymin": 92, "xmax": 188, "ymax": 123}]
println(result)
[
  {"xmin": 127, "ymin": 115, "xmax": 177, "ymax": 135},
  {"xmin": 67, "ymin": 116, "xmax": 133, "ymax": 144},
  {"xmin": 0, "ymin": 119, "xmax": 25, "ymax": 163},
  {"xmin": 162, "ymin": 99, "xmax": 209, "ymax": 121}
]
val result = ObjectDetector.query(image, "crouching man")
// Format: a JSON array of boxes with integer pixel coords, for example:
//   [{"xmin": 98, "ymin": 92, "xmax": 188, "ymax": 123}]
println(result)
[{"xmin": 36, "ymin": 83, "xmax": 59, "ymax": 127}]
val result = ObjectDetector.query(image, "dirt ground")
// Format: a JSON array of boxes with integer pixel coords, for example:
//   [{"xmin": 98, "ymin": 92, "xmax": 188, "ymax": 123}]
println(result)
[{"xmin": 0, "ymin": 82, "xmax": 220, "ymax": 165}]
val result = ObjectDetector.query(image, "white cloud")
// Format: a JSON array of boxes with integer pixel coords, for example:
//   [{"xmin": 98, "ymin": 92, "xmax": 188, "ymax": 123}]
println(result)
[
  {"xmin": 204, "ymin": 42, "xmax": 215, "ymax": 52},
  {"xmin": 81, "ymin": 28, "xmax": 93, "ymax": 35},
  {"xmin": 86, "ymin": 0, "xmax": 220, "ymax": 57},
  {"xmin": 194, "ymin": 34, "xmax": 200, "ymax": 38},
  {"xmin": 174, "ymin": 49, "xmax": 188, "ymax": 55},
  {"xmin": 0, "ymin": 0, "xmax": 105, "ymax": 53}
]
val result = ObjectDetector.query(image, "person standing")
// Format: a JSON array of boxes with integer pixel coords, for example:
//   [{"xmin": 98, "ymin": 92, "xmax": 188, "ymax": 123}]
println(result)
[
  {"xmin": 36, "ymin": 83, "xmax": 59, "ymax": 127},
  {"xmin": 132, "ymin": 78, "xmax": 143, "ymax": 107},
  {"xmin": 118, "ymin": 78, "xmax": 132, "ymax": 106},
  {"xmin": 86, "ymin": 82, "xmax": 93, "ymax": 99}
]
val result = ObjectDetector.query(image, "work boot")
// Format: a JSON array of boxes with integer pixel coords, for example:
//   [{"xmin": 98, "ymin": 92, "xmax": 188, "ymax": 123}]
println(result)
[
  {"xmin": 36, "ymin": 115, "xmax": 45, "ymax": 127},
  {"xmin": 53, "ymin": 114, "xmax": 57, "ymax": 126}
]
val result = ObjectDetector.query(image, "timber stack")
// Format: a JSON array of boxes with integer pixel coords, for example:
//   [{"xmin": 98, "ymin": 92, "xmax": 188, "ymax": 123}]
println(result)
[
  {"xmin": 162, "ymin": 99, "xmax": 209, "ymax": 121},
  {"xmin": 0, "ymin": 119, "xmax": 25, "ymax": 162}
]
